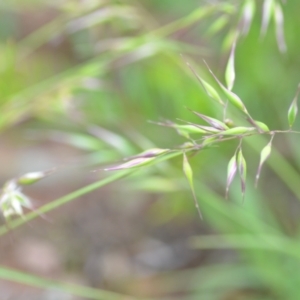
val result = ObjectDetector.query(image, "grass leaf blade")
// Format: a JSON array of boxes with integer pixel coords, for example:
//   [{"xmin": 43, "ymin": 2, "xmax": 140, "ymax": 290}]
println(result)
[
  {"xmin": 261, "ymin": 0, "xmax": 274, "ymax": 37},
  {"xmin": 274, "ymin": 2, "xmax": 287, "ymax": 53},
  {"xmin": 225, "ymin": 42, "xmax": 236, "ymax": 91},
  {"xmin": 241, "ymin": 0, "xmax": 256, "ymax": 36}
]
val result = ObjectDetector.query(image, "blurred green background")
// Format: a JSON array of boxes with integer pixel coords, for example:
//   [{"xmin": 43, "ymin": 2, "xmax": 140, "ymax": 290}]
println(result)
[{"xmin": 1, "ymin": 0, "xmax": 300, "ymax": 299}]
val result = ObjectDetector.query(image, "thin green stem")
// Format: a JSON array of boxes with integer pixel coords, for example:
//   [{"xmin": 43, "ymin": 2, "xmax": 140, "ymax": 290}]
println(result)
[
  {"xmin": 190, "ymin": 234, "xmax": 300, "ymax": 260},
  {"xmin": 151, "ymin": 6, "xmax": 213, "ymax": 37},
  {"xmin": 150, "ymin": 4, "xmax": 233, "ymax": 38},
  {"xmin": 0, "ymin": 151, "xmax": 182, "ymax": 236},
  {"xmin": 0, "ymin": 169, "xmax": 134, "ymax": 236},
  {"xmin": 179, "ymin": 125, "xmax": 300, "ymax": 201},
  {"xmin": 0, "ymin": 266, "xmax": 142, "ymax": 300}
]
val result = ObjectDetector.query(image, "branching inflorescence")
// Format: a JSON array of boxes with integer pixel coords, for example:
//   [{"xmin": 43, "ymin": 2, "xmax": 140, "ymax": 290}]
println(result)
[
  {"xmin": 104, "ymin": 53, "xmax": 299, "ymax": 218},
  {"xmin": 105, "ymin": 0, "xmax": 298, "ymax": 218},
  {"xmin": 0, "ymin": 0, "xmax": 292, "ymax": 222}
]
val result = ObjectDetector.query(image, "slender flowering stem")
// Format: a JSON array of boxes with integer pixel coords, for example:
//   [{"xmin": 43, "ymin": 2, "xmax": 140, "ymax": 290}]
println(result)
[
  {"xmin": 0, "ymin": 170, "xmax": 134, "ymax": 236},
  {"xmin": 0, "ymin": 151, "xmax": 182, "ymax": 236}
]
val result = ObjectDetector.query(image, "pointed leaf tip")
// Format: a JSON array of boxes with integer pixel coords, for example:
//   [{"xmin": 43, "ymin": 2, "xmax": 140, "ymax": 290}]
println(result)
[
  {"xmin": 128, "ymin": 148, "xmax": 169, "ymax": 159},
  {"xmin": 274, "ymin": 2, "xmax": 287, "ymax": 53},
  {"xmin": 261, "ymin": 0, "xmax": 274, "ymax": 37},
  {"xmin": 202, "ymin": 79, "xmax": 224, "ymax": 105},
  {"xmin": 190, "ymin": 110, "xmax": 228, "ymax": 130},
  {"xmin": 241, "ymin": 0, "xmax": 256, "ymax": 36},
  {"xmin": 226, "ymin": 153, "xmax": 237, "ymax": 199},
  {"xmin": 288, "ymin": 85, "xmax": 300, "ymax": 128},
  {"xmin": 183, "ymin": 152, "xmax": 193, "ymax": 184},
  {"xmin": 183, "ymin": 152, "xmax": 203, "ymax": 219},
  {"xmin": 225, "ymin": 42, "xmax": 236, "ymax": 91},
  {"xmin": 255, "ymin": 134, "xmax": 274, "ymax": 187},
  {"xmin": 237, "ymin": 148, "xmax": 247, "ymax": 202}
]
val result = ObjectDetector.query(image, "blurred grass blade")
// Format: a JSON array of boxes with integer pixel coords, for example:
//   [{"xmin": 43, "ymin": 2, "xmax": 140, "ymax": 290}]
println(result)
[
  {"xmin": 206, "ymin": 15, "xmax": 229, "ymax": 37},
  {"xmin": 240, "ymin": 0, "xmax": 256, "ymax": 36},
  {"xmin": 0, "ymin": 266, "xmax": 138, "ymax": 300},
  {"xmin": 274, "ymin": 2, "xmax": 287, "ymax": 52},
  {"xmin": 153, "ymin": 5, "xmax": 215, "ymax": 37},
  {"xmin": 255, "ymin": 134, "xmax": 274, "ymax": 187},
  {"xmin": 88, "ymin": 125, "xmax": 134, "ymax": 156},
  {"xmin": 225, "ymin": 42, "xmax": 236, "ymax": 91},
  {"xmin": 288, "ymin": 84, "xmax": 300, "ymax": 128},
  {"xmin": 237, "ymin": 147, "xmax": 247, "ymax": 201},
  {"xmin": 66, "ymin": 6, "xmax": 138, "ymax": 33},
  {"xmin": 189, "ymin": 234, "xmax": 300, "ymax": 258},
  {"xmin": 261, "ymin": 0, "xmax": 274, "ymax": 37},
  {"xmin": 226, "ymin": 153, "xmax": 237, "ymax": 199},
  {"xmin": 183, "ymin": 152, "xmax": 202, "ymax": 219},
  {"xmin": 222, "ymin": 28, "xmax": 239, "ymax": 52}
]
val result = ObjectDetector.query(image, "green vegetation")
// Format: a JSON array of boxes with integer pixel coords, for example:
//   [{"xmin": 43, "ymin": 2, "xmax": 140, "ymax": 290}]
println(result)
[{"xmin": 1, "ymin": 0, "xmax": 300, "ymax": 299}]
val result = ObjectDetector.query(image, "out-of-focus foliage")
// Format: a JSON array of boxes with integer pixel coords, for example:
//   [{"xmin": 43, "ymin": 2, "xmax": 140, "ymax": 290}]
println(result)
[{"xmin": 1, "ymin": 0, "xmax": 300, "ymax": 299}]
